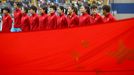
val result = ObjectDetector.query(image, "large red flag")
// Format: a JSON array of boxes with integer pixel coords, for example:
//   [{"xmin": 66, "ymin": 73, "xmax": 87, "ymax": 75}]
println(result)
[{"xmin": 0, "ymin": 18, "xmax": 134, "ymax": 75}]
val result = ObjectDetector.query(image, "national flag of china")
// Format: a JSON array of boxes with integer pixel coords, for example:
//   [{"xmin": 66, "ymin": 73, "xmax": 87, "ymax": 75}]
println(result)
[{"xmin": 0, "ymin": 18, "xmax": 134, "ymax": 75}]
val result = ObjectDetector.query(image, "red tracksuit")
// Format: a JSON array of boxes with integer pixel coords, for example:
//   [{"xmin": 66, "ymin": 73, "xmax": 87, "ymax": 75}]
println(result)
[
  {"xmin": 47, "ymin": 13, "xmax": 57, "ymax": 29},
  {"xmin": 103, "ymin": 13, "xmax": 116, "ymax": 23},
  {"xmin": 92, "ymin": 13, "xmax": 104, "ymax": 24},
  {"xmin": 14, "ymin": 8, "xmax": 22, "ymax": 28},
  {"xmin": 68, "ymin": 13, "xmax": 79, "ymax": 28},
  {"xmin": 21, "ymin": 13, "xmax": 30, "ymax": 32},
  {"xmin": 79, "ymin": 13, "xmax": 92, "ymax": 26},
  {"xmin": 39, "ymin": 13, "xmax": 48, "ymax": 30},
  {"xmin": 30, "ymin": 14, "xmax": 39, "ymax": 31},
  {"xmin": 2, "ymin": 14, "xmax": 12, "ymax": 32},
  {"xmin": 57, "ymin": 13, "xmax": 68, "ymax": 29}
]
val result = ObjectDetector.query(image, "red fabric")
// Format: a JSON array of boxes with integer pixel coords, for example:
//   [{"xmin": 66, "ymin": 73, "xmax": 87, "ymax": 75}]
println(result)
[
  {"xmin": 1, "ymin": 14, "xmax": 12, "ymax": 32},
  {"xmin": 39, "ymin": 13, "xmax": 48, "ymax": 30},
  {"xmin": 14, "ymin": 8, "xmax": 22, "ymax": 28},
  {"xmin": 79, "ymin": 13, "xmax": 92, "ymax": 26},
  {"xmin": 0, "ymin": 18, "xmax": 134, "ymax": 75},
  {"xmin": 21, "ymin": 13, "xmax": 30, "ymax": 32},
  {"xmin": 92, "ymin": 13, "xmax": 104, "ymax": 24},
  {"xmin": 30, "ymin": 14, "xmax": 39, "ymax": 31},
  {"xmin": 47, "ymin": 13, "xmax": 57, "ymax": 29},
  {"xmin": 68, "ymin": 13, "xmax": 79, "ymax": 28},
  {"xmin": 103, "ymin": 13, "xmax": 116, "ymax": 23},
  {"xmin": 57, "ymin": 13, "xmax": 68, "ymax": 29}
]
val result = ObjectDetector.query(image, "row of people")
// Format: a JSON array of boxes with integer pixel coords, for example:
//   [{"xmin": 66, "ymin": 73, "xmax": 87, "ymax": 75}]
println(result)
[{"xmin": 1, "ymin": 2, "xmax": 116, "ymax": 32}]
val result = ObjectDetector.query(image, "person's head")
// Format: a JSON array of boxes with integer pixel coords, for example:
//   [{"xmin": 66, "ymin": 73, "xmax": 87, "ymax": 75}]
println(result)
[
  {"xmin": 39, "ymin": 6, "xmax": 48, "ymax": 14},
  {"xmin": 102, "ymin": 5, "xmax": 111, "ymax": 16},
  {"xmin": 80, "ymin": 5, "xmax": 90, "ymax": 14},
  {"xmin": 3, "ymin": 7, "xmax": 10, "ymax": 14},
  {"xmin": 57, "ymin": 6, "xmax": 64, "ymax": 14},
  {"xmin": 49, "ymin": 5, "xmax": 56, "ymax": 14},
  {"xmin": 92, "ymin": 0, "xmax": 97, "ymax": 4},
  {"xmin": 30, "ymin": 5, "xmax": 37, "ymax": 14},
  {"xmin": 14, "ymin": 2, "xmax": 21, "ymax": 9},
  {"xmin": 91, "ymin": 4, "xmax": 98, "ymax": 15},
  {"xmin": 68, "ymin": 5, "xmax": 77, "ymax": 15},
  {"xmin": 22, "ymin": 7, "xmax": 29, "ymax": 14}
]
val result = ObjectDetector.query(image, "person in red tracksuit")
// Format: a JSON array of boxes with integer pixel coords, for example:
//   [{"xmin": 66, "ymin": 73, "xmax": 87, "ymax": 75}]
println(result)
[
  {"xmin": 79, "ymin": 5, "xmax": 93, "ymax": 26},
  {"xmin": 102, "ymin": 5, "xmax": 116, "ymax": 23},
  {"xmin": 91, "ymin": 5, "xmax": 104, "ymax": 24},
  {"xmin": 39, "ymin": 6, "xmax": 48, "ymax": 30},
  {"xmin": 57, "ymin": 6, "xmax": 68, "ymax": 29},
  {"xmin": 47, "ymin": 5, "xmax": 57, "ymax": 30},
  {"xmin": 21, "ymin": 7, "xmax": 30, "ymax": 32},
  {"xmin": 14, "ymin": 2, "xmax": 22, "ymax": 29},
  {"xmin": 67, "ymin": 6, "xmax": 79, "ymax": 28},
  {"xmin": 2, "ymin": 7, "xmax": 12, "ymax": 32},
  {"xmin": 29, "ymin": 5, "xmax": 39, "ymax": 31}
]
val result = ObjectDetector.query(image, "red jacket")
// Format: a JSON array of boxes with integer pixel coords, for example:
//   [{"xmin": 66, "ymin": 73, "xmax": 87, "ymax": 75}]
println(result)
[
  {"xmin": 39, "ymin": 13, "xmax": 48, "ymax": 30},
  {"xmin": 47, "ymin": 13, "xmax": 57, "ymax": 29},
  {"xmin": 21, "ymin": 13, "xmax": 30, "ymax": 32},
  {"xmin": 79, "ymin": 13, "xmax": 92, "ymax": 26},
  {"xmin": 14, "ymin": 8, "xmax": 22, "ymax": 28},
  {"xmin": 103, "ymin": 13, "xmax": 116, "ymax": 23},
  {"xmin": 57, "ymin": 13, "xmax": 68, "ymax": 29},
  {"xmin": 68, "ymin": 13, "xmax": 79, "ymax": 28},
  {"xmin": 30, "ymin": 14, "xmax": 39, "ymax": 31},
  {"xmin": 2, "ymin": 14, "xmax": 12, "ymax": 32},
  {"xmin": 92, "ymin": 13, "xmax": 104, "ymax": 24}
]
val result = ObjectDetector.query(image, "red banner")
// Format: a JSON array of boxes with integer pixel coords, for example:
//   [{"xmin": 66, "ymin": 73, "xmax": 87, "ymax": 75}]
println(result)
[{"xmin": 0, "ymin": 18, "xmax": 134, "ymax": 75}]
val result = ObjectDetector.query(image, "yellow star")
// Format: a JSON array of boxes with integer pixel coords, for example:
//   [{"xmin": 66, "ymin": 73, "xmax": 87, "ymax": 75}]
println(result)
[
  {"xmin": 108, "ymin": 41, "xmax": 134, "ymax": 64},
  {"xmin": 94, "ymin": 69, "xmax": 102, "ymax": 75},
  {"xmin": 71, "ymin": 50, "xmax": 80, "ymax": 62},
  {"xmin": 70, "ymin": 50, "xmax": 85, "ymax": 70},
  {"xmin": 81, "ymin": 40, "xmax": 89, "ymax": 48}
]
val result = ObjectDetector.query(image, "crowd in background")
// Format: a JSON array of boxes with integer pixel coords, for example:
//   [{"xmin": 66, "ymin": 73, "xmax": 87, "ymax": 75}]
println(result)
[{"xmin": 0, "ymin": 0, "xmax": 116, "ymax": 32}]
